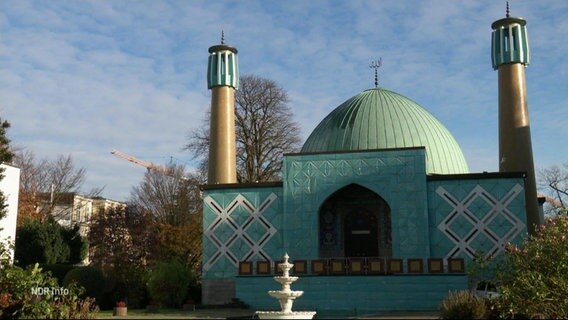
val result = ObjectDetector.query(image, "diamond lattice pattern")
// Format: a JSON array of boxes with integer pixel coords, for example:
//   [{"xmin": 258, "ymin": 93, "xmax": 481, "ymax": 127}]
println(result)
[
  {"xmin": 203, "ymin": 193, "xmax": 277, "ymax": 271},
  {"xmin": 436, "ymin": 184, "xmax": 524, "ymax": 259}
]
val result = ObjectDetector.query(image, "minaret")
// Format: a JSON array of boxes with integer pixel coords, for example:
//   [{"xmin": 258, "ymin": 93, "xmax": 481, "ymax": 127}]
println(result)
[
  {"xmin": 491, "ymin": 3, "xmax": 541, "ymax": 232},
  {"xmin": 207, "ymin": 32, "xmax": 238, "ymax": 184}
]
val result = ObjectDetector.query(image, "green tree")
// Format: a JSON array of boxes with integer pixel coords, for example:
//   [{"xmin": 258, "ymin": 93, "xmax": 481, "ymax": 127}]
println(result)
[
  {"xmin": 0, "ymin": 117, "xmax": 14, "ymax": 224},
  {"xmin": 14, "ymin": 217, "xmax": 87, "ymax": 266},
  {"xmin": 61, "ymin": 225, "xmax": 88, "ymax": 265},
  {"xmin": 146, "ymin": 260, "xmax": 195, "ymax": 308}
]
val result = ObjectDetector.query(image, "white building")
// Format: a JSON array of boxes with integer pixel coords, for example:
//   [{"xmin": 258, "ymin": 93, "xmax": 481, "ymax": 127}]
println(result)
[
  {"xmin": 38, "ymin": 192, "xmax": 125, "ymax": 238},
  {"xmin": 0, "ymin": 163, "xmax": 20, "ymax": 263}
]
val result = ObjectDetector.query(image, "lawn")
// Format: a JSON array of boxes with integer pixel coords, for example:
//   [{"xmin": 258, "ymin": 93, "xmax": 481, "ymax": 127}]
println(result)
[{"xmin": 96, "ymin": 308, "xmax": 255, "ymax": 319}]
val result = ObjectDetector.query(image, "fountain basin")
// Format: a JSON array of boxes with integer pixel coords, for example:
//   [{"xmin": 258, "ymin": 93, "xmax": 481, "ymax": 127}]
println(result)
[
  {"xmin": 268, "ymin": 290, "xmax": 303, "ymax": 313},
  {"xmin": 256, "ymin": 253, "xmax": 316, "ymax": 320},
  {"xmin": 274, "ymin": 276, "xmax": 299, "ymax": 286},
  {"xmin": 269, "ymin": 290, "xmax": 304, "ymax": 299}
]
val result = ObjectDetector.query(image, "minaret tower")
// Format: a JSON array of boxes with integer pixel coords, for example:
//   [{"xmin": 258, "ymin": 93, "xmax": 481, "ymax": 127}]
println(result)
[
  {"xmin": 207, "ymin": 32, "xmax": 238, "ymax": 184},
  {"xmin": 491, "ymin": 2, "xmax": 540, "ymax": 231}
]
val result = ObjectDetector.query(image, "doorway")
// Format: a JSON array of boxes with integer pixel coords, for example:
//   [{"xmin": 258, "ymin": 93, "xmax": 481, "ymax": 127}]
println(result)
[
  {"xmin": 319, "ymin": 184, "xmax": 391, "ymax": 258},
  {"xmin": 344, "ymin": 207, "xmax": 378, "ymax": 257}
]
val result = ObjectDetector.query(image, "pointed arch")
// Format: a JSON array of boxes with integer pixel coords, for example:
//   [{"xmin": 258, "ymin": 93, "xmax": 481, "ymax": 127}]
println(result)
[{"xmin": 319, "ymin": 184, "xmax": 392, "ymax": 258}]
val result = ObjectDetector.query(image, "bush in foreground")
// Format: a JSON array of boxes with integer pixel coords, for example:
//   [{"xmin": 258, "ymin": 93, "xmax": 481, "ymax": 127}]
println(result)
[
  {"xmin": 492, "ymin": 214, "xmax": 568, "ymax": 318},
  {"xmin": 62, "ymin": 266, "xmax": 105, "ymax": 305},
  {"xmin": 440, "ymin": 290, "xmax": 487, "ymax": 319},
  {"xmin": 0, "ymin": 242, "xmax": 98, "ymax": 319},
  {"xmin": 146, "ymin": 260, "xmax": 195, "ymax": 308}
]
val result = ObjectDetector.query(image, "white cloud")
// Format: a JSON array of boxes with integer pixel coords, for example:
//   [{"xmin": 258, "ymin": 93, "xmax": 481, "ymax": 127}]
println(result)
[{"xmin": 1, "ymin": 0, "xmax": 566, "ymax": 201}]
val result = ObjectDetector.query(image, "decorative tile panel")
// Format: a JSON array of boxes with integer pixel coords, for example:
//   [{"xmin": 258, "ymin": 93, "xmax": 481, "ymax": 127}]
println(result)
[
  {"xmin": 203, "ymin": 192, "xmax": 278, "ymax": 272},
  {"xmin": 435, "ymin": 184, "xmax": 525, "ymax": 259}
]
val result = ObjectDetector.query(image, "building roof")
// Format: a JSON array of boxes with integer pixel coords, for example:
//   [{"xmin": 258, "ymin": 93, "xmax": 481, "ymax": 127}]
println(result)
[{"xmin": 301, "ymin": 87, "xmax": 469, "ymax": 174}]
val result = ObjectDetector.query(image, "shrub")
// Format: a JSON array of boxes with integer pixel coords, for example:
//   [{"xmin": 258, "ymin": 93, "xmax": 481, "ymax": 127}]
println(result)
[
  {"xmin": 14, "ymin": 218, "xmax": 87, "ymax": 267},
  {"xmin": 99, "ymin": 268, "xmax": 149, "ymax": 310},
  {"xmin": 0, "ymin": 242, "xmax": 98, "ymax": 319},
  {"xmin": 62, "ymin": 266, "xmax": 105, "ymax": 305},
  {"xmin": 15, "ymin": 218, "xmax": 69, "ymax": 266},
  {"xmin": 40, "ymin": 264, "xmax": 77, "ymax": 285},
  {"xmin": 146, "ymin": 260, "xmax": 195, "ymax": 308},
  {"xmin": 440, "ymin": 290, "xmax": 487, "ymax": 319},
  {"xmin": 492, "ymin": 215, "xmax": 568, "ymax": 318},
  {"xmin": 114, "ymin": 276, "xmax": 148, "ymax": 309}
]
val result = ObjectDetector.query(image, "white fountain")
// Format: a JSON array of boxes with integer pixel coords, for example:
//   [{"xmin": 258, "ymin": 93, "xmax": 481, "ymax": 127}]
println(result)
[{"xmin": 255, "ymin": 253, "xmax": 317, "ymax": 319}]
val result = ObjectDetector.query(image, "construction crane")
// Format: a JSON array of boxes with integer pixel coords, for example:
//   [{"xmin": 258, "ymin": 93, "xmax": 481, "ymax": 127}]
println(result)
[
  {"xmin": 111, "ymin": 149, "xmax": 193, "ymax": 182},
  {"xmin": 111, "ymin": 149, "xmax": 170, "ymax": 176},
  {"xmin": 537, "ymin": 192, "xmax": 564, "ymax": 209}
]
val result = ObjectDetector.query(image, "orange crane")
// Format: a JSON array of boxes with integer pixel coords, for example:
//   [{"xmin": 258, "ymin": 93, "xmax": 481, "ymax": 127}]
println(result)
[
  {"xmin": 111, "ymin": 149, "xmax": 170, "ymax": 175},
  {"xmin": 111, "ymin": 149, "xmax": 192, "ymax": 182},
  {"xmin": 537, "ymin": 193, "xmax": 564, "ymax": 209}
]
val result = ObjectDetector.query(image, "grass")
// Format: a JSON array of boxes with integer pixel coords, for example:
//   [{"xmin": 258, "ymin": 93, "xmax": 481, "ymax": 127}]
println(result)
[
  {"xmin": 95, "ymin": 308, "xmax": 440, "ymax": 319},
  {"xmin": 95, "ymin": 308, "xmax": 255, "ymax": 319}
]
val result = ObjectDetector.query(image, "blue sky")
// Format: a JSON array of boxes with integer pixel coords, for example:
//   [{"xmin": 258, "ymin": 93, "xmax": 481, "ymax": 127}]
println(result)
[{"xmin": 1, "ymin": 0, "xmax": 566, "ymax": 202}]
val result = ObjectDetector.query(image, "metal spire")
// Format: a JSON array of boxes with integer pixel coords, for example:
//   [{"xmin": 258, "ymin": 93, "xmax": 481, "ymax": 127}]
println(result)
[
  {"xmin": 506, "ymin": 1, "xmax": 510, "ymax": 18},
  {"xmin": 369, "ymin": 58, "xmax": 382, "ymax": 88},
  {"xmin": 221, "ymin": 30, "xmax": 225, "ymax": 44}
]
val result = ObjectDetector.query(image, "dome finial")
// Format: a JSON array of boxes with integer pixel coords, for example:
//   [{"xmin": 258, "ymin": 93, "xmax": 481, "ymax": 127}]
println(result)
[
  {"xmin": 506, "ymin": 1, "xmax": 510, "ymax": 18},
  {"xmin": 370, "ymin": 58, "xmax": 382, "ymax": 88},
  {"xmin": 221, "ymin": 30, "xmax": 225, "ymax": 44}
]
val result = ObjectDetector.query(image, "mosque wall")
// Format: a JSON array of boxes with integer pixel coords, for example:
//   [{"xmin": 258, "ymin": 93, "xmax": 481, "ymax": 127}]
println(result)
[
  {"xmin": 427, "ymin": 174, "xmax": 527, "ymax": 260},
  {"xmin": 202, "ymin": 152, "xmax": 529, "ymax": 309},
  {"xmin": 202, "ymin": 185, "xmax": 283, "ymax": 279},
  {"xmin": 282, "ymin": 148, "xmax": 430, "ymax": 260},
  {"xmin": 202, "ymin": 148, "xmax": 434, "ymax": 280},
  {"xmin": 236, "ymin": 274, "xmax": 467, "ymax": 312}
]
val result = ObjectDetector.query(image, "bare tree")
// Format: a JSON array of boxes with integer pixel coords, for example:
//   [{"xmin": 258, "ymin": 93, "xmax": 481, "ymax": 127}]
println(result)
[
  {"xmin": 129, "ymin": 162, "xmax": 202, "ymax": 268},
  {"xmin": 129, "ymin": 163, "xmax": 202, "ymax": 225},
  {"xmin": 538, "ymin": 162, "xmax": 568, "ymax": 216},
  {"xmin": 13, "ymin": 150, "xmax": 102, "ymax": 223},
  {"xmin": 186, "ymin": 74, "xmax": 302, "ymax": 183}
]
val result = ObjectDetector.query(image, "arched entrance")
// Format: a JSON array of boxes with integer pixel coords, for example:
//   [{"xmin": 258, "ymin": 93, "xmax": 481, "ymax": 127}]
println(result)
[{"xmin": 319, "ymin": 184, "xmax": 392, "ymax": 258}]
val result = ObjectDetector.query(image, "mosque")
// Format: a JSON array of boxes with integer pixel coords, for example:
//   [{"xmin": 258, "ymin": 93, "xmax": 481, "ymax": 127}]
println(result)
[{"xmin": 200, "ymin": 6, "xmax": 542, "ymax": 312}]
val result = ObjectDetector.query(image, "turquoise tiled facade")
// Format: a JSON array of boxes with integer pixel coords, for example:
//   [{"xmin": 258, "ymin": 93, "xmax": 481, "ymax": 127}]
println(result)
[
  {"xmin": 282, "ymin": 148, "xmax": 429, "ymax": 259},
  {"xmin": 236, "ymin": 274, "xmax": 467, "ymax": 313},
  {"xmin": 202, "ymin": 186, "xmax": 283, "ymax": 279},
  {"xmin": 428, "ymin": 176, "xmax": 527, "ymax": 260},
  {"xmin": 202, "ymin": 147, "xmax": 528, "ymax": 311}
]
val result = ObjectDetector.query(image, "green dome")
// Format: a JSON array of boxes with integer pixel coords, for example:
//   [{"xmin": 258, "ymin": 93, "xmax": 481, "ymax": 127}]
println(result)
[{"xmin": 301, "ymin": 88, "xmax": 469, "ymax": 174}]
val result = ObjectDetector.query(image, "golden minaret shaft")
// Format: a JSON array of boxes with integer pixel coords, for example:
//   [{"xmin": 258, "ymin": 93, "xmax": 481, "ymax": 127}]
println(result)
[
  {"xmin": 491, "ymin": 6, "xmax": 541, "ymax": 232},
  {"xmin": 207, "ymin": 36, "xmax": 239, "ymax": 184}
]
